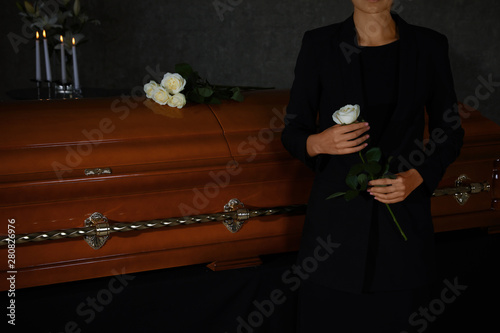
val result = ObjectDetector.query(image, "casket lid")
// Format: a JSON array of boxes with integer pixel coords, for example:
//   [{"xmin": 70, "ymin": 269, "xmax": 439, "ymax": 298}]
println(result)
[
  {"xmin": 0, "ymin": 96, "xmax": 233, "ymax": 182},
  {"xmin": 0, "ymin": 90, "xmax": 292, "ymax": 184}
]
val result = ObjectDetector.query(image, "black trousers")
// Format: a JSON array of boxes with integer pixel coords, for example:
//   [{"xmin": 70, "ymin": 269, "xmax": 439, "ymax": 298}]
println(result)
[{"xmin": 297, "ymin": 279, "xmax": 431, "ymax": 333}]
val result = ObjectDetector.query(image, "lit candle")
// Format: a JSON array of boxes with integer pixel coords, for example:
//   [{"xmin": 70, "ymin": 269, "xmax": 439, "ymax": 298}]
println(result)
[
  {"xmin": 60, "ymin": 35, "xmax": 67, "ymax": 84},
  {"xmin": 72, "ymin": 37, "xmax": 80, "ymax": 91},
  {"xmin": 42, "ymin": 30, "xmax": 52, "ymax": 82},
  {"xmin": 35, "ymin": 31, "xmax": 41, "ymax": 81}
]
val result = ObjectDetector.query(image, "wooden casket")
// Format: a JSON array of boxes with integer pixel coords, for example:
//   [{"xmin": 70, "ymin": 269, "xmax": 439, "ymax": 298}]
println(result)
[{"xmin": 0, "ymin": 90, "xmax": 499, "ymax": 290}]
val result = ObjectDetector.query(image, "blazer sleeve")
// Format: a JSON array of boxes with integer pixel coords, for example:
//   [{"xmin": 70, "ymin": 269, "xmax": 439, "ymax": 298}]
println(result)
[
  {"xmin": 281, "ymin": 31, "xmax": 322, "ymax": 171},
  {"xmin": 415, "ymin": 34, "xmax": 465, "ymax": 196}
]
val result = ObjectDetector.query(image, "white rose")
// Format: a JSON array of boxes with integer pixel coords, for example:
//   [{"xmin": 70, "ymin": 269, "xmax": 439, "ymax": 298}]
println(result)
[
  {"xmin": 167, "ymin": 93, "xmax": 186, "ymax": 109},
  {"xmin": 144, "ymin": 80, "xmax": 159, "ymax": 99},
  {"xmin": 332, "ymin": 104, "xmax": 360, "ymax": 125},
  {"xmin": 152, "ymin": 86, "xmax": 171, "ymax": 105},
  {"xmin": 161, "ymin": 73, "xmax": 186, "ymax": 94}
]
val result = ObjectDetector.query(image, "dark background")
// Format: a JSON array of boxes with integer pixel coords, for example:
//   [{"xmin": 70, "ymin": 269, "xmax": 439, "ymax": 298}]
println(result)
[{"xmin": 1, "ymin": 0, "xmax": 499, "ymax": 124}]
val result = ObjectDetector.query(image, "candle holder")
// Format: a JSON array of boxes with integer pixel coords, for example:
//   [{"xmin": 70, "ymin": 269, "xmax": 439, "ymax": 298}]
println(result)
[
  {"xmin": 73, "ymin": 87, "xmax": 83, "ymax": 98},
  {"xmin": 46, "ymin": 81, "xmax": 52, "ymax": 99},
  {"xmin": 54, "ymin": 83, "xmax": 84, "ymax": 99},
  {"xmin": 31, "ymin": 79, "xmax": 43, "ymax": 100},
  {"xmin": 55, "ymin": 82, "xmax": 73, "ymax": 99},
  {"xmin": 32, "ymin": 79, "xmax": 54, "ymax": 99},
  {"xmin": 55, "ymin": 82, "xmax": 73, "ymax": 94},
  {"xmin": 37, "ymin": 80, "xmax": 42, "ymax": 100},
  {"xmin": 32, "ymin": 79, "xmax": 83, "ymax": 100}
]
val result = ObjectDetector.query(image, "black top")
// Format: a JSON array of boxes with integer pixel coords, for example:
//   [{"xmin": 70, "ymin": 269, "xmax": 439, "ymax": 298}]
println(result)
[
  {"xmin": 359, "ymin": 40, "xmax": 400, "ymax": 148},
  {"xmin": 359, "ymin": 40, "xmax": 401, "ymax": 291}
]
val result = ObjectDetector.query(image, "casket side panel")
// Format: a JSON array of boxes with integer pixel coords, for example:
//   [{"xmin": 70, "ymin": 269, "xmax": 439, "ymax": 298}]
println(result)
[{"xmin": 426, "ymin": 106, "xmax": 500, "ymax": 232}]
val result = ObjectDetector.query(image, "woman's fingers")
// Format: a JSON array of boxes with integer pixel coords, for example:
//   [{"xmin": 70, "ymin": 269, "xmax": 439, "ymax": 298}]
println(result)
[
  {"xmin": 338, "ymin": 124, "xmax": 370, "ymax": 143},
  {"xmin": 336, "ymin": 122, "xmax": 370, "ymax": 136},
  {"xmin": 367, "ymin": 179, "xmax": 404, "ymax": 203},
  {"xmin": 368, "ymin": 178, "xmax": 395, "ymax": 187},
  {"xmin": 367, "ymin": 170, "xmax": 424, "ymax": 204},
  {"xmin": 345, "ymin": 133, "xmax": 370, "ymax": 148},
  {"xmin": 332, "ymin": 122, "xmax": 369, "ymax": 141},
  {"xmin": 339, "ymin": 142, "xmax": 368, "ymax": 154},
  {"xmin": 308, "ymin": 122, "xmax": 370, "ymax": 156}
]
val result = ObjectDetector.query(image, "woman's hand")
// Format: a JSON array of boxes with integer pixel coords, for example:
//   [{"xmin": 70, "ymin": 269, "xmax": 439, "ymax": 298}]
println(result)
[
  {"xmin": 367, "ymin": 169, "xmax": 424, "ymax": 204},
  {"xmin": 306, "ymin": 122, "xmax": 370, "ymax": 157}
]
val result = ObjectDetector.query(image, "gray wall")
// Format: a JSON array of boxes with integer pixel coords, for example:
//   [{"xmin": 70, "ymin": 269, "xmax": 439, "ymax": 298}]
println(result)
[{"xmin": 1, "ymin": 0, "xmax": 499, "ymax": 124}]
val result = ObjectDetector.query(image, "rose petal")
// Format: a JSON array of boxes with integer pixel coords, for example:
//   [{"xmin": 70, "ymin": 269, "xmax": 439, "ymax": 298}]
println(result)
[{"xmin": 332, "ymin": 111, "xmax": 343, "ymax": 125}]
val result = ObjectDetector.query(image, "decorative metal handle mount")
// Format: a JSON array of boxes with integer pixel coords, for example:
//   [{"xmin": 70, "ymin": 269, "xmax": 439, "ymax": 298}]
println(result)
[
  {"xmin": 84, "ymin": 212, "xmax": 110, "ymax": 249},
  {"xmin": 432, "ymin": 174, "xmax": 490, "ymax": 205},
  {"xmin": 84, "ymin": 167, "xmax": 112, "ymax": 176},
  {"xmin": 223, "ymin": 198, "xmax": 250, "ymax": 233},
  {"xmin": 0, "ymin": 199, "xmax": 306, "ymax": 250}
]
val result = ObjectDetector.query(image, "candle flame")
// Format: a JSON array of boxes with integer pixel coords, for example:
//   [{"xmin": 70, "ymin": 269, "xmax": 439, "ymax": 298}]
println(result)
[
  {"xmin": 72, "ymin": 37, "xmax": 76, "ymax": 45},
  {"xmin": 36, "ymin": 31, "xmax": 39, "ymax": 39},
  {"xmin": 60, "ymin": 35, "xmax": 64, "ymax": 43},
  {"xmin": 43, "ymin": 30, "xmax": 46, "ymax": 38}
]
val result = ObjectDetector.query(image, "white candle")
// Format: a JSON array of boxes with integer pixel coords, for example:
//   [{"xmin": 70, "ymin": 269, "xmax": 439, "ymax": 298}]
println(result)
[
  {"xmin": 60, "ymin": 35, "xmax": 67, "ymax": 84},
  {"xmin": 42, "ymin": 30, "xmax": 52, "ymax": 82},
  {"xmin": 35, "ymin": 31, "xmax": 41, "ymax": 81},
  {"xmin": 72, "ymin": 38, "xmax": 80, "ymax": 90}
]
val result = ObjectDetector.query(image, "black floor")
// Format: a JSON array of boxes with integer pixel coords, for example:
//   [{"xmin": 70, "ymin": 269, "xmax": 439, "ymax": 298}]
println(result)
[
  {"xmin": 429, "ymin": 229, "xmax": 500, "ymax": 332},
  {"xmin": 3, "ymin": 228, "xmax": 500, "ymax": 333}
]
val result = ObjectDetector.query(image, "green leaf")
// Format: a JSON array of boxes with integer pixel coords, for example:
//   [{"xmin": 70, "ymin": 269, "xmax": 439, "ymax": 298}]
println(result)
[
  {"xmin": 74, "ymin": 0, "xmax": 81, "ymax": 16},
  {"xmin": 382, "ymin": 156, "xmax": 394, "ymax": 175},
  {"xmin": 382, "ymin": 163, "xmax": 389, "ymax": 175},
  {"xmin": 346, "ymin": 175, "xmax": 358, "ymax": 190},
  {"xmin": 365, "ymin": 147, "xmax": 381, "ymax": 163},
  {"xmin": 365, "ymin": 161, "xmax": 382, "ymax": 175},
  {"xmin": 187, "ymin": 90, "xmax": 204, "ymax": 104},
  {"xmin": 344, "ymin": 190, "xmax": 359, "ymax": 201},
  {"xmin": 348, "ymin": 163, "xmax": 365, "ymax": 176},
  {"xmin": 231, "ymin": 88, "xmax": 244, "ymax": 102},
  {"xmin": 16, "ymin": 2, "xmax": 24, "ymax": 12},
  {"xmin": 358, "ymin": 173, "xmax": 368, "ymax": 191},
  {"xmin": 326, "ymin": 192, "xmax": 346, "ymax": 200},
  {"xmin": 207, "ymin": 96, "xmax": 222, "ymax": 104},
  {"xmin": 197, "ymin": 87, "xmax": 214, "ymax": 98},
  {"xmin": 175, "ymin": 63, "xmax": 193, "ymax": 78}
]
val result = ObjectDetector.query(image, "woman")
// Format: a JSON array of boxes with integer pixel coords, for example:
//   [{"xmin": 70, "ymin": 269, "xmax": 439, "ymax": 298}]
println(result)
[{"xmin": 281, "ymin": 0, "xmax": 464, "ymax": 331}]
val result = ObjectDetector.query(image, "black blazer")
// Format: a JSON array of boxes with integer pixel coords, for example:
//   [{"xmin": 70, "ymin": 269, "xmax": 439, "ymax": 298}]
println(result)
[{"xmin": 282, "ymin": 13, "xmax": 464, "ymax": 294}]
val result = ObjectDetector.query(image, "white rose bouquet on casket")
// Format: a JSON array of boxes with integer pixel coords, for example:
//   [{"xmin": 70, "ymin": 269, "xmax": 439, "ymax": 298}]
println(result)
[
  {"xmin": 144, "ymin": 73, "xmax": 187, "ymax": 109},
  {"xmin": 144, "ymin": 63, "xmax": 272, "ymax": 109}
]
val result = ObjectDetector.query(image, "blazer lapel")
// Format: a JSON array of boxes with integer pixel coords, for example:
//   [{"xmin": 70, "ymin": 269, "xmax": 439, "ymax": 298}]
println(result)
[
  {"xmin": 378, "ymin": 14, "xmax": 418, "ymax": 153},
  {"xmin": 394, "ymin": 14, "xmax": 418, "ymax": 116}
]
